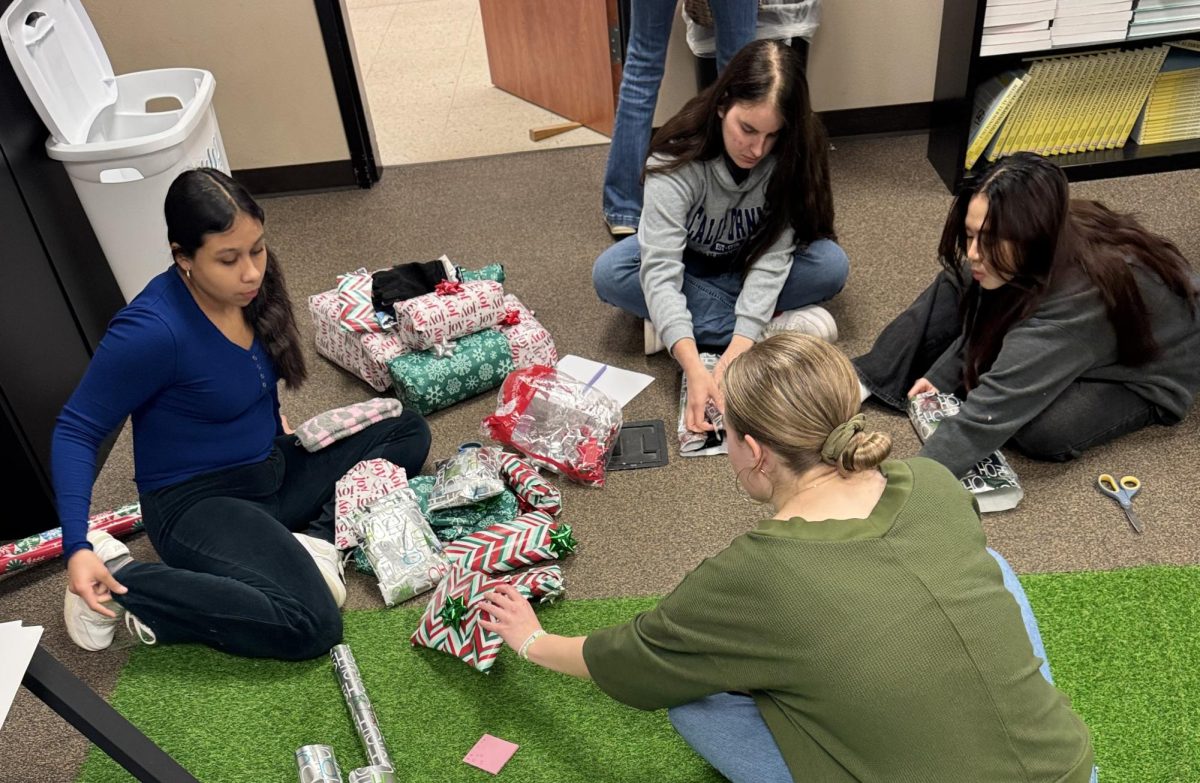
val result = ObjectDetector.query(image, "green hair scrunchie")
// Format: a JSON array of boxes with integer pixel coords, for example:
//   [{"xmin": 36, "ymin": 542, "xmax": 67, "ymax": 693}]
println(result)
[{"xmin": 820, "ymin": 414, "xmax": 866, "ymax": 464}]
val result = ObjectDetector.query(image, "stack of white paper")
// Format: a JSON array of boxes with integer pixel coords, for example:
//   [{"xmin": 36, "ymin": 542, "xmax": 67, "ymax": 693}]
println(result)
[
  {"xmin": 0, "ymin": 621, "xmax": 44, "ymax": 729},
  {"xmin": 1128, "ymin": 1, "xmax": 1200, "ymax": 38},
  {"xmin": 982, "ymin": 0, "xmax": 1056, "ymax": 56},
  {"xmin": 1051, "ymin": 0, "xmax": 1134, "ymax": 47}
]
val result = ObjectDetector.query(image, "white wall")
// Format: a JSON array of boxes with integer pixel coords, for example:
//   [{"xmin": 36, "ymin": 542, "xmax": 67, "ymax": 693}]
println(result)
[
  {"xmin": 656, "ymin": 0, "xmax": 945, "ymax": 120},
  {"xmin": 83, "ymin": 0, "xmax": 349, "ymax": 170}
]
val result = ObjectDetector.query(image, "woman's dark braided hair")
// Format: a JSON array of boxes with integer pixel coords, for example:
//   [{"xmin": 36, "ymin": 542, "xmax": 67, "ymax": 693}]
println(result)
[{"xmin": 164, "ymin": 168, "xmax": 307, "ymax": 388}]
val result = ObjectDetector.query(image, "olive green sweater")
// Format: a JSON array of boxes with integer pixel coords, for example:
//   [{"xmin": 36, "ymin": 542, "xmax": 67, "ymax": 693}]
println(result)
[{"xmin": 583, "ymin": 458, "xmax": 1093, "ymax": 782}]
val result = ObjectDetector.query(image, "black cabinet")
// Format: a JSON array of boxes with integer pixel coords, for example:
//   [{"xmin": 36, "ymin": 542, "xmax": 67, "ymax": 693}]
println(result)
[
  {"xmin": 927, "ymin": 0, "xmax": 1200, "ymax": 192},
  {"xmin": 0, "ymin": 0, "xmax": 124, "ymax": 539}
]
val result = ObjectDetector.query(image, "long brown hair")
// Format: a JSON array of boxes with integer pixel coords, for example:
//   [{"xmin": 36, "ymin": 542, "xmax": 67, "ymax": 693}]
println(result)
[
  {"xmin": 645, "ymin": 39, "xmax": 834, "ymax": 274},
  {"xmin": 938, "ymin": 152, "xmax": 1197, "ymax": 389},
  {"xmin": 164, "ymin": 168, "xmax": 308, "ymax": 388}
]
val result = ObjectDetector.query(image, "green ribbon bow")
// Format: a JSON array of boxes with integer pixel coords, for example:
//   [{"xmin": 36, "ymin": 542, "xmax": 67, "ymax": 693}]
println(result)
[
  {"xmin": 548, "ymin": 524, "xmax": 577, "ymax": 558},
  {"xmin": 439, "ymin": 595, "xmax": 469, "ymax": 626}
]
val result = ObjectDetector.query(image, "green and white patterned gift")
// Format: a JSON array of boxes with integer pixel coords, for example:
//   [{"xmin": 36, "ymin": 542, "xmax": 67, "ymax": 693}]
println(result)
[
  {"xmin": 386, "ymin": 328, "xmax": 515, "ymax": 415},
  {"xmin": 456, "ymin": 263, "xmax": 505, "ymax": 283},
  {"xmin": 353, "ymin": 475, "xmax": 520, "ymax": 574}
]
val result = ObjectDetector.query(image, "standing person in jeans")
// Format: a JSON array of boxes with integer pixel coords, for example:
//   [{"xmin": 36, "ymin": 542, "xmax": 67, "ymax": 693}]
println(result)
[
  {"xmin": 480, "ymin": 333, "xmax": 1096, "ymax": 783},
  {"xmin": 855, "ymin": 152, "xmax": 1200, "ymax": 478},
  {"xmin": 602, "ymin": 0, "xmax": 757, "ymax": 237},
  {"xmin": 593, "ymin": 40, "xmax": 848, "ymax": 434},
  {"xmin": 54, "ymin": 168, "xmax": 431, "ymax": 659}
]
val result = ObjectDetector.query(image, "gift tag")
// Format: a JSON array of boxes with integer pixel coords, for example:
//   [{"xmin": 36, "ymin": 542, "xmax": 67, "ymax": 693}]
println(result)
[
  {"xmin": 463, "ymin": 733, "xmax": 519, "ymax": 774},
  {"xmin": 607, "ymin": 419, "xmax": 669, "ymax": 471}
]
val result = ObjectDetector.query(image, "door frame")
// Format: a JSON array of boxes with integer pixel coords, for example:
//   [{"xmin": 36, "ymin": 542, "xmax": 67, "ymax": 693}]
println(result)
[{"xmin": 313, "ymin": 0, "xmax": 381, "ymax": 189}]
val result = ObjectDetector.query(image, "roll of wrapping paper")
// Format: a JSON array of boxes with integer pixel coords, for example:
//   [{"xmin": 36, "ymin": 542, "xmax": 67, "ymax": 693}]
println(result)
[
  {"xmin": 347, "ymin": 767, "xmax": 397, "ymax": 783},
  {"xmin": 386, "ymin": 328, "xmax": 516, "ymax": 415},
  {"xmin": 330, "ymin": 644, "xmax": 393, "ymax": 771},
  {"xmin": 295, "ymin": 744, "xmax": 344, "ymax": 783},
  {"xmin": 0, "ymin": 503, "xmax": 142, "ymax": 579}
]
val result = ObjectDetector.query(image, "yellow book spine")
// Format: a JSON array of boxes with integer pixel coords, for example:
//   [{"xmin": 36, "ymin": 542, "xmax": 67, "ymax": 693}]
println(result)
[{"xmin": 966, "ymin": 77, "xmax": 1027, "ymax": 169}]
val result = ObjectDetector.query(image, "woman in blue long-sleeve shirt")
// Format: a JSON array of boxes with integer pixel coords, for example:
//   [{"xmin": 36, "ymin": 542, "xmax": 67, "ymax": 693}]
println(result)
[{"xmin": 54, "ymin": 168, "xmax": 431, "ymax": 659}]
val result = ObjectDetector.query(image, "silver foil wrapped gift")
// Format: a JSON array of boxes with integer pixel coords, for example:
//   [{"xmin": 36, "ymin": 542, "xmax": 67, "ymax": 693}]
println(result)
[{"xmin": 355, "ymin": 488, "xmax": 450, "ymax": 606}]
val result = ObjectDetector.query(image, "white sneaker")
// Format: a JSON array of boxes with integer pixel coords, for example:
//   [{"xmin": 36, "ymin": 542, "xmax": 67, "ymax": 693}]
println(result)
[
  {"xmin": 87, "ymin": 529, "xmax": 129, "ymax": 566},
  {"xmin": 64, "ymin": 588, "xmax": 122, "ymax": 651},
  {"xmin": 293, "ymin": 533, "xmax": 347, "ymax": 609},
  {"xmin": 763, "ymin": 305, "xmax": 838, "ymax": 343},
  {"xmin": 644, "ymin": 319, "xmax": 666, "ymax": 355}
]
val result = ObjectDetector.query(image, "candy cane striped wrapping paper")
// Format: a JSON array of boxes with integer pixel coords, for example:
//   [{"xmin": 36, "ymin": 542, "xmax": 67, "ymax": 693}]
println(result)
[
  {"xmin": 442, "ymin": 511, "xmax": 576, "ymax": 574},
  {"xmin": 410, "ymin": 565, "xmax": 564, "ymax": 673}
]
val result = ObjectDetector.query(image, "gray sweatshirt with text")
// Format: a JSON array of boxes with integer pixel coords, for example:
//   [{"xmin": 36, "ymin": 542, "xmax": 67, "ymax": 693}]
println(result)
[{"xmin": 638, "ymin": 154, "xmax": 796, "ymax": 349}]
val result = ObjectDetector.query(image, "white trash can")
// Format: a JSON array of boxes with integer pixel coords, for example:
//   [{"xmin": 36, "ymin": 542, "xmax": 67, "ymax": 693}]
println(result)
[{"xmin": 1, "ymin": 0, "xmax": 229, "ymax": 302}]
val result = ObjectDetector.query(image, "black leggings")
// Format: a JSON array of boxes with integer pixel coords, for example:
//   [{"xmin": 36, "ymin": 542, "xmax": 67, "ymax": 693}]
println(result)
[{"xmin": 113, "ymin": 412, "xmax": 431, "ymax": 660}]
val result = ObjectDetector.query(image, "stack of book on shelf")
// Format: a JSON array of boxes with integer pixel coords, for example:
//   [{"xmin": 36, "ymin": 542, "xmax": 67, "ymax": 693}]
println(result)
[
  {"xmin": 981, "ymin": 0, "xmax": 1055, "ymax": 56},
  {"xmin": 1128, "ymin": 1, "xmax": 1200, "ymax": 39},
  {"xmin": 1051, "ymin": 0, "xmax": 1135, "ymax": 47},
  {"xmin": 965, "ymin": 45, "xmax": 1169, "ymax": 167},
  {"xmin": 1132, "ymin": 41, "xmax": 1200, "ymax": 143}
]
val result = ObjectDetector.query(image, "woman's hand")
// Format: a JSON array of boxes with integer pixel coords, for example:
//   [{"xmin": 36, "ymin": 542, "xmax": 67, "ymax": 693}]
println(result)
[
  {"xmin": 714, "ymin": 336, "xmax": 754, "ymax": 388},
  {"xmin": 684, "ymin": 365, "xmax": 722, "ymax": 432},
  {"xmin": 280, "ymin": 413, "xmax": 295, "ymax": 435},
  {"xmin": 907, "ymin": 377, "xmax": 939, "ymax": 398},
  {"xmin": 479, "ymin": 583, "xmax": 543, "ymax": 652},
  {"xmin": 67, "ymin": 549, "xmax": 127, "ymax": 618}
]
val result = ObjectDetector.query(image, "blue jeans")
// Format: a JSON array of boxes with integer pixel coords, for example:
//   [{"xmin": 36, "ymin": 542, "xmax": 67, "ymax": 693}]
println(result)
[
  {"xmin": 111, "ymin": 413, "xmax": 431, "ymax": 660},
  {"xmin": 592, "ymin": 236, "xmax": 849, "ymax": 346},
  {"xmin": 668, "ymin": 549, "xmax": 1098, "ymax": 783},
  {"xmin": 602, "ymin": 0, "xmax": 757, "ymax": 229}
]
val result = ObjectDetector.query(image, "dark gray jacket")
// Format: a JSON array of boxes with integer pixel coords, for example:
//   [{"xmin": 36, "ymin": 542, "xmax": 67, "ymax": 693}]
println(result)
[{"xmin": 920, "ymin": 263, "xmax": 1200, "ymax": 476}]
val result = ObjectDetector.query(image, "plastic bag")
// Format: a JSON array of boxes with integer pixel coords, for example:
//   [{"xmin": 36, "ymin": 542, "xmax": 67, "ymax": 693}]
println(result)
[
  {"xmin": 427, "ymin": 443, "xmax": 506, "ymax": 512},
  {"xmin": 482, "ymin": 366, "xmax": 622, "ymax": 486}
]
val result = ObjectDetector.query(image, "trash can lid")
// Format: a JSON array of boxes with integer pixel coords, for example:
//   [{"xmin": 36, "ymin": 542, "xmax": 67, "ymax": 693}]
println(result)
[{"xmin": 0, "ymin": 0, "xmax": 116, "ymax": 146}]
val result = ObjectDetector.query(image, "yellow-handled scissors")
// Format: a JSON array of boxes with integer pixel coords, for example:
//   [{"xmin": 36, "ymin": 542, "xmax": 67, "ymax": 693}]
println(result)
[{"xmin": 1097, "ymin": 474, "xmax": 1143, "ymax": 534}]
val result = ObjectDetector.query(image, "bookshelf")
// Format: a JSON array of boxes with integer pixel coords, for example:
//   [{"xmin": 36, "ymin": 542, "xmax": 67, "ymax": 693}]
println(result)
[{"xmin": 927, "ymin": 0, "xmax": 1200, "ymax": 192}]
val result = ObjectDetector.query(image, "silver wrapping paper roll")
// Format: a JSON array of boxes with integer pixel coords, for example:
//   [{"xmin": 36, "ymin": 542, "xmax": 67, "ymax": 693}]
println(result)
[
  {"xmin": 295, "ymin": 744, "xmax": 344, "ymax": 783},
  {"xmin": 347, "ymin": 766, "xmax": 397, "ymax": 783},
  {"xmin": 330, "ymin": 644, "xmax": 394, "ymax": 771}
]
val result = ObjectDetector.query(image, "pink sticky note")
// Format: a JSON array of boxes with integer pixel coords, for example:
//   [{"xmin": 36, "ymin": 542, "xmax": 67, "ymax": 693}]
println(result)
[{"xmin": 463, "ymin": 733, "xmax": 519, "ymax": 775}]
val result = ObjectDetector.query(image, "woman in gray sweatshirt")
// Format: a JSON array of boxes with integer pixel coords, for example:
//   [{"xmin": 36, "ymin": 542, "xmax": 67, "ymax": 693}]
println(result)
[
  {"xmin": 856, "ymin": 152, "xmax": 1200, "ymax": 478},
  {"xmin": 593, "ymin": 40, "xmax": 848, "ymax": 434}
]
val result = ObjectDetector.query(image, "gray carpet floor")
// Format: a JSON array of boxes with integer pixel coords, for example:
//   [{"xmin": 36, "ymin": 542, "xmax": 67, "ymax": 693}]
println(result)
[{"xmin": 3, "ymin": 134, "xmax": 1198, "ymax": 782}]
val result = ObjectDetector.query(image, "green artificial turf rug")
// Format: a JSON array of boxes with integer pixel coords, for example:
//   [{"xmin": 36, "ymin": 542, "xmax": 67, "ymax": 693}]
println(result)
[{"xmin": 77, "ymin": 567, "xmax": 1199, "ymax": 783}]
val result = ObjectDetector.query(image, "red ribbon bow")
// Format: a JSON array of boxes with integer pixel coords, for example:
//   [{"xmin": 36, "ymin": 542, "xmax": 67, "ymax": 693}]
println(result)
[
  {"xmin": 500, "ymin": 308, "xmax": 522, "ymax": 326},
  {"xmin": 435, "ymin": 280, "xmax": 463, "ymax": 296}
]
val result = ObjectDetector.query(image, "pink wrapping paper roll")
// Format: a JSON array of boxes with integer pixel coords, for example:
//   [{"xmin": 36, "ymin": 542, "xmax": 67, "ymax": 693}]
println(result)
[
  {"xmin": 1, "ymin": 504, "xmax": 143, "ymax": 579},
  {"xmin": 498, "ymin": 294, "xmax": 558, "ymax": 369},
  {"xmin": 395, "ymin": 280, "xmax": 506, "ymax": 352}
]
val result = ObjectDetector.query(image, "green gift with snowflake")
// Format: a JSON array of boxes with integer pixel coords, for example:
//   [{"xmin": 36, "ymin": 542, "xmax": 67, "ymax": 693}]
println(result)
[{"xmin": 386, "ymin": 328, "xmax": 515, "ymax": 415}]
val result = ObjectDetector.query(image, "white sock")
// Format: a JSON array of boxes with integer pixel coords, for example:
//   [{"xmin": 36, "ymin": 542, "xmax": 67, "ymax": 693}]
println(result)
[{"xmin": 859, "ymin": 380, "xmax": 872, "ymax": 403}]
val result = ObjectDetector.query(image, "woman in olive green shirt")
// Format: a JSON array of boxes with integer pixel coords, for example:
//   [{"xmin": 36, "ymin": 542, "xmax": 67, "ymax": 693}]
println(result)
[{"xmin": 481, "ymin": 333, "xmax": 1095, "ymax": 783}]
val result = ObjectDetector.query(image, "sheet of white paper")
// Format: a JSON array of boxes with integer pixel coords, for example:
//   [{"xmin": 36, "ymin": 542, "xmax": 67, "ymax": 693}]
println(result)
[
  {"xmin": 0, "ymin": 621, "xmax": 43, "ymax": 729},
  {"xmin": 555, "ymin": 355, "xmax": 655, "ymax": 409}
]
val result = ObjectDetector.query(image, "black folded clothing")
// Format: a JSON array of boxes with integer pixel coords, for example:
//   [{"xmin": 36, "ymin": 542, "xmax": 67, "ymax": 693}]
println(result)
[{"xmin": 372, "ymin": 260, "xmax": 450, "ymax": 311}]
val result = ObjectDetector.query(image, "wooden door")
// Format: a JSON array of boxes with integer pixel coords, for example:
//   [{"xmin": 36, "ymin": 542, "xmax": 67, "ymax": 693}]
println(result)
[{"xmin": 478, "ymin": 0, "xmax": 622, "ymax": 136}]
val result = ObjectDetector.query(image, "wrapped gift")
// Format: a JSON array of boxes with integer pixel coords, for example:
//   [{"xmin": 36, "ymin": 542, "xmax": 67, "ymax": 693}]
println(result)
[
  {"xmin": 443, "ymin": 511, "xmax": 575, "ymax": 574},
  {"xmin": 483, "ymin": 366, "xmax": 622, "ymax": 487},
  {"xmin": 1, "ymin": 503, "xmax": 143, "ymax": 579},
  {"xmin": 334, "ymin": 459, "xmax": 410, "ymax": 550},
  {"xmin": 296, "ymin": 398, "xmax": 405, "ymax": 453},
  {"xmin": 387, "ymin": 328, "xmax": 516, "ymax": 415},
  {"xmin": 498, "ymin": 295, "xmax": 558, "ymax": 369},
  {"xmin": 908, "ymin": 392, "xmax": 1024, "ymax": 513},
  {"xmin": 353, "ymin": 477, "xmax": 520, "ymax": 575},
  {"xmin": 337, "ymin": 268, "xmax": 383, "ymax": 333},
  {"xmin": 456, "ymin": 263, "xmax": 505, "ymax": 283},
  {"xmin": 496, "ymin": 451, "xmax": 562, "ymax": 516},
  {"xmin": 395, "ymin": 280, "xmax": 507, "ymax": 352},
  {"xmin": 309, "ymin": 289, "xmax": 394, "ymax": 392},
  {"xmin": 410, "ymin": 564, "xmax": 564, "ymax": 673},
  {"xmin": 354, "ymin": 490, "xmax": 449, "ymax": 606}
]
